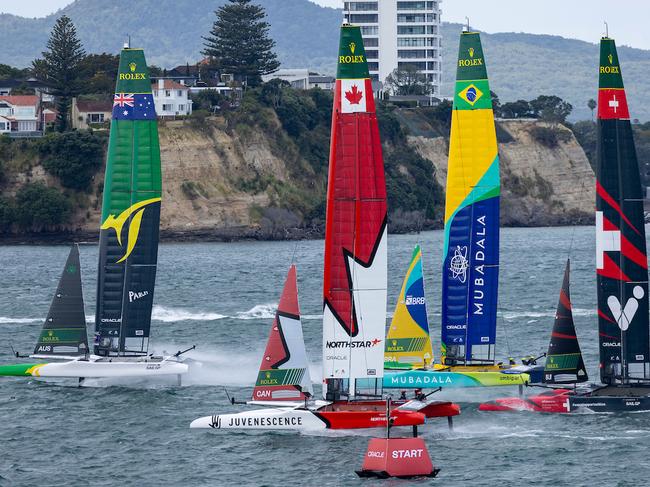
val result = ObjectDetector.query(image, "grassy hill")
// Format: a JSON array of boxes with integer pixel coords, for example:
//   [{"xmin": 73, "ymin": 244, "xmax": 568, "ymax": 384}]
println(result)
[{"xmin": 1, "ymin": 1, "xmax": 649, "ymax": 120}]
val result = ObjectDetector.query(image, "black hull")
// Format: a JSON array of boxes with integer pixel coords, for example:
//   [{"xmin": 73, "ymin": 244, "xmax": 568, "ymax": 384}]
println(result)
[{"xmin": 569, "ymin": 394, "xmax": 650, "ymax": 413}]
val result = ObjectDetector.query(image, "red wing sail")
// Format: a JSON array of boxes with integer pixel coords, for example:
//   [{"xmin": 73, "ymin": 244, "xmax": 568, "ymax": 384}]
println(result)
[
  {"xmin": 252, "ymin": 265, "xmax": 313, "ymax": 401},
  {"xmin": 322, "ymin": 25, "xmax": 388, "ymax": 387}
]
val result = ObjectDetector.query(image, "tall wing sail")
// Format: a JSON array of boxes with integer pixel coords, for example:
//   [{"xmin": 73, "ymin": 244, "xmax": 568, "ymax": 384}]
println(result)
[
  {"xmin": 33, "ymin": 245, "xmax": 88, "ymax": 357},
  {"xmin": 441, "ymin": 31, "xmax": 500, "ymax": 365},
  {"xmin": 94, "ymin": 48, "xmax": 161, "ymax": 357},
  {"xmin": 322, "ymin": 24, "xmax": 388, "ymax": 393},
  {"xmin": 596, "ymin": 38, "xmax": 649, "ymax": 383},
  {"xmin": 543, "ymin": 260, "xmax": 588, "ymax": 384},
  {"xmin": 385, "ymin": 245, "xmax": 433, "ymax": 370},
  {"xmin": 252, "ymin": 265, "xmax": 313, "ymax": 401}
]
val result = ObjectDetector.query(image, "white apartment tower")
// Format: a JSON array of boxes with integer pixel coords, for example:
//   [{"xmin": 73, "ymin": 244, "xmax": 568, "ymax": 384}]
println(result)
[{"xmin": 343, "ymin": 1, "xmax": 442, "ymax": 95}]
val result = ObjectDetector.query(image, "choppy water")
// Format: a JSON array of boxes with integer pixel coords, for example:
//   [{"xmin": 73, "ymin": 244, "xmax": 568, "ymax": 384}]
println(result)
[{"xmin": 1, "ymin": 227, "xmax": 650, "ymax": 486}]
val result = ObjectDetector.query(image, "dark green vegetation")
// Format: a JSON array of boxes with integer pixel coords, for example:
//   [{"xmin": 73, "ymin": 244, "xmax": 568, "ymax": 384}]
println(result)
[
  {"xmin": 0, "ymin": 131, "xmax": 105, "ymax": 232},
  {"xmin": 202, "ymin": 0, "xmax": 280, "ymax": 86},
  {"xmin": 1, "ymin": 3, "xmax": 649, "ymax": 120}
]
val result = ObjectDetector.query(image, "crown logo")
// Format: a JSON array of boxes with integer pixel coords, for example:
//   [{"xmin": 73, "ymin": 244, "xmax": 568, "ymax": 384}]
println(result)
[
  {"xmin": 129, "ymin": 62, "xmax": 137, "ymax": 72},
  {"xmin": 265, "ymin": 371, "xmax": 271, "ymax": 379},
  {"xmin": 608, "ymin": 54, "xmax": 613, "ymax": 65},
  {"xmin": 468, "ymin": 47, "xmax": 475, "ymax": 58},
  {"xmin": 48, "ymin": 330, "xmax": 53, "ymax": 336},
  {"xmin": 392, "ymin": 340, "xmax": 397, "ymax": 346},
  {"xmin": 349, "ymin": 42, "xmax": 356, "ymax": 54}
]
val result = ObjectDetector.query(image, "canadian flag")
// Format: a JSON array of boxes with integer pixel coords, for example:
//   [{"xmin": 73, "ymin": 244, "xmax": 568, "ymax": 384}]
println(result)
[{"xmin": 341, "ymin": 79, "xmax": 368, "ymax": 113}]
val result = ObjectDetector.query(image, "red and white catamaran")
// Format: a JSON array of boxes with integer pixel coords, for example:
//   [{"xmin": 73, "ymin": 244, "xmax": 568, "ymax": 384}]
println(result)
[{"xmin": 190, "ymin": 24, "xmax": 460, "ymax": 431}]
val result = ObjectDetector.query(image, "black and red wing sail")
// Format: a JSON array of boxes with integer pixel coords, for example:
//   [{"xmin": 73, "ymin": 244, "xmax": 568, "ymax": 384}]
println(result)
[
  {"xmin": 596, "ymin": 38, "xmax": 650, "ymax": 383},
  {"xmin": 543, "ymin": 260, "xmax": 588, "ymax": 384}
]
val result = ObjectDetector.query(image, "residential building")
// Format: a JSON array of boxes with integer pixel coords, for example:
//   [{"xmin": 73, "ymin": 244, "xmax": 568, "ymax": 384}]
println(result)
[
  {"xmin": 261, "ymin": 69, "xmax": 335, "ymax": 91},
  {"xmin": 152, "ymin": 79, "xmax": 193, "ymax": 117},
  {"xmin": 0, "ymin": 78, "xmax": 54, "ymax": 102},
  {"xmin": 72, "ymin": 98, "xmax": 112, "ymax": 130},
  {"xmin": 343, "ymin": 1, "xmax": 442, "ymax": 96},
  {"xmin": 0, "ymin": 95, "xmax": 43, "ymax": 136}
]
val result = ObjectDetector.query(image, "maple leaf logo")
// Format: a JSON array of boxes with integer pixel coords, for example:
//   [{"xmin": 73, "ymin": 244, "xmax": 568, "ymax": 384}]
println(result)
[{"xmin": 345, "ymin": 84, "xmax": 363, "ymax": 105}]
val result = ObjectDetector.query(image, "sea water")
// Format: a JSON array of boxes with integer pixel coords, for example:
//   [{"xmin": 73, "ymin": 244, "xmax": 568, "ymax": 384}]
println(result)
[{"xmin": 1, "ymin": 226, "xmax": 649, "ymax": 486}]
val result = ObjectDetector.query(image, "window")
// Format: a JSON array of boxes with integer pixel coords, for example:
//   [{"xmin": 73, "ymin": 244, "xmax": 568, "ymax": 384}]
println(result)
[
  {"xmin": 363, "ymin": 37, "xmax": 379, "ymax": 47},
  {"xmin": 398, "ymin": 61, "xmax": 427, "ymax": 71},
  {"xmin": 397, "ymin": 13, "xmax": 426, "ymax": 22},
  {"xmin": 398, "ymin": 50, "xmax": 427, "ymax": 59},
  {"xmin": 398, "ymin": 37, "xmax": 426, "ymax": 47},
  {"xmin": 344, "ymin": 2, "xmax": 378, "ymax": 11},
  {"xmin": 367, "ymin": 62, "xmax": 379, "ymax": 72},
  {"xmin": 361, "ymin": 26, "xmax": 378, "ymax": 35},
  {"xmin": 177, "ymin": 90, "xmax": 183, "ymax": 97},
  {"xmin": 162, "ymin": 104, "xmax": 173, "ymax": 112},
  {"xmin": 0, "ymin": 122, "xmax": 5, "ymax": 130},
  {"xmin": 348, "ymin": 14, "xmax": 378, "ymax": 23},
  {"xmin": 88, "ymin": 113, "xmax": 105, "ymax": 123},
  {"xmin": 165, "ymin": 90, "xmax": 171, "ymax": 97},
  {"xmin": 427, "ymin": 25, "xmax": 438, "ymax": 34},
  {"xmin": 398, "ymin": 25, "xmax": 425, "ymax": 35},
  {"xmin": 178, "ymin": 104, "xmax": 185, "ymax": 111},
  {"xmin": 397, "ymin": 2, "xmax": 427, "ymax": 10},
  {"xmin": 365, "ymin": 50, "xmax": 378, "ymax": 60}
]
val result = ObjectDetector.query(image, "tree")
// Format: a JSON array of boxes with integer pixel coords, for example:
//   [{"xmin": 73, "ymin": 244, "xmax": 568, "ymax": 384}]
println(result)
[
  {"xmin": 34, "ymin": 15, "xmax": 86, "ymax": 132},
  {"xmin": 530, "ymin": 95, "xmax": 572, "ymax": 125},
  {"xmin": 500, "ymin": 100, "xmax": 534, "ymax": 119},
  {"xmin": 0, "ymin": 64, "xmax": 28, "ymax": 79},
  {"xmin": 385, "ymin": 65, "xmax": 432, "ymax": 95},
  {"xmin": 14, "ymin": 182, "xmax": 71, "ymax": 230},
  {"xmin": 202, "ymin": 0, "xmax": 280, "ymax": 86},
  {"xmin": 40, "ymin": 131, "xmax": 105, "ymax": 190},
  {"xmin": 77, "ymin": 53, "xmax": 119, "ymax": 95},
  {"xmin": 588, "ymin": 98, "xmax": 597, "ymax": 121}
]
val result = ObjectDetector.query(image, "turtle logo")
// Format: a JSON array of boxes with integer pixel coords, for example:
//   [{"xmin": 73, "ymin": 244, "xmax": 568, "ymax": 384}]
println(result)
[
  {"xmin": 349, "ymin": 42, "xmax": 356, "ymax": 54},
  {"xmin": 129, "ymin": 62, "xmax": 137, "ymax": 72},
  {"xmin": 608, "ymin": 54, "xmax": 613, "ymax": 65},
  {"xmin": 468, "ymin": 47, "xmax": 475, "ymax": 58},
  {"xmin": 101, "ymin": 197, "xmax": 161, "ymax": 263},
  {"xmin": 449, "ymin": 245, "xmax": 469, "ymax": 283}
]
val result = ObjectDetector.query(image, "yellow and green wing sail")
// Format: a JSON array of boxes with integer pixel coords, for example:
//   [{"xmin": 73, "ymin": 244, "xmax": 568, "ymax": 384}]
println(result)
[
  {"xmin": 385, "ymin": 245, "xmax": 433, "ymax": 370},
  {"xmin": 441, "ymin": 31, "xmax": 500, "ymax": 365},
  {"xmin": 94, "ymin": 48, "xmax": 161, "ymax": 357}
]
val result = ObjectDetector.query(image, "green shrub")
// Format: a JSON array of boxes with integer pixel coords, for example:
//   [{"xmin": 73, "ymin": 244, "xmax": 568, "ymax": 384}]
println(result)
[
  {"xmin": 0, "ymin": 196, "xmax": 15, "ymax": 230},
  {"xmin": 39, "ymin": 131, "xmax": 105, "ymax": 190},
  {"xmin": 14, "ymin": 182, "xmax": 72, "ymax": 229}
]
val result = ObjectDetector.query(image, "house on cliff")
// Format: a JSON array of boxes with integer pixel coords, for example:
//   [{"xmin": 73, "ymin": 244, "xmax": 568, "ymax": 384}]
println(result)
[
  {"xmin": 0, "ymin": 95, "xmax": 43, "ymax": 136},
  {"xmin": 152, "ymin": 79, "xmax": 192, "ymax": 118}
]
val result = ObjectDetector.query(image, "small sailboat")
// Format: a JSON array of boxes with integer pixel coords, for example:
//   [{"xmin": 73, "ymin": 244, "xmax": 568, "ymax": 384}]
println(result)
[
  {"xmin": 481, "ymin": 35, "xmax": 650, "ymax": 413},
  {"xmin": 383, "ymin": 28, "xmax": 528, "ymax": 389},
  {"xmin": 480, "ymin": 260, "xmax": 589, "ymax": 411},
  {"xmin": 0, "ymin": 46, "xmax": 188, "ymax": 380},
  {"xmin": 191, "ymin": 24, "xmax": 459, "ymax": 431}
]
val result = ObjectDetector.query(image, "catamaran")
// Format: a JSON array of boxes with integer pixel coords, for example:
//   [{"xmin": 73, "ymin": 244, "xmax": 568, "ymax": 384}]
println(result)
[
  {"xmin": 0, "ymin": 46, "xmax": 188, "ymax": 380},
  {"xmin": 383, "ymin": 29, "xmax": 531, "ymax": 390},
  {"xmin": 480, "ymin": 36, "xmax": 650, "ymax": 413},
  {"xmin": 191, "ymin": 24, "xmax": 460, "ymax": 431}
]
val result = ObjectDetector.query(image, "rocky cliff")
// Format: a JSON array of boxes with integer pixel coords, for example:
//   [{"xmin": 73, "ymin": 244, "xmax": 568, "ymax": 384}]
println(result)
[{"xmin": 0, "ymin": 110, "xmax": 596, "ymax": 242}]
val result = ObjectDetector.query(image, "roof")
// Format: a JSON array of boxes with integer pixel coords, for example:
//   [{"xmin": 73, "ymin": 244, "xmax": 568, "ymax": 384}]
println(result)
[
  {"xmin": 0, "ymin": 95, "xmax": 39, "ymax": 106},
  {"xmin": 76, "ymin": 99, "xmax": 112, "ymax": 112},
  {"xmin": 153, "ymin": 79, "xmax": 188, "ymax": 90},
  {"xmin": 0, "ymin": 78, "xmax": 50, "ymax": 88},
  {"xmin": 309, "ymin": 75, "xmax": 335, "ymax": 83}
]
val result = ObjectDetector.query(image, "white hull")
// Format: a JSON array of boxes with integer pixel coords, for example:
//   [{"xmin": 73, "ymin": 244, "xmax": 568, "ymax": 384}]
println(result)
[
  {"xmin": 28, "ymin": 359, "xmax": 188, "ymax": 378},
  {"xmin": 190, "ymin": 408, "xmax": 327, "ymax": 431}
]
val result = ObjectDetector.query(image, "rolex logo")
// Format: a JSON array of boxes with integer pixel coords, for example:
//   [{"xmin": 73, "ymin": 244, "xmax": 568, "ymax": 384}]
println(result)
[
  {"xmin": 266, "ymin": 371, "xmax": 271, "ymax": 379},
  {"xmin": 468, "ymin": 47, "xmax": 475, "ymax": 58},
  {"xmin": 608, "ymin": 54, "xmax": 613, "ymax": 65},
  {"xmin": 349, "ymin": 42, "xmax": 356, "ymax": 54},
  {"xmin": 129, "ymin": 62, "xmax": 137, "ymax": 72}
]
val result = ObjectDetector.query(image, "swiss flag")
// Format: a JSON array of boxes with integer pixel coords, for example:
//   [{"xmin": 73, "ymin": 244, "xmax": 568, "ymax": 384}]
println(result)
[
  {"xmin": 598, "ymin": 89, "xmax": 630, "ymax": 120},
  {"xmin": 341, "ymin": 79, "xmax": 368, "ymax": 113}
]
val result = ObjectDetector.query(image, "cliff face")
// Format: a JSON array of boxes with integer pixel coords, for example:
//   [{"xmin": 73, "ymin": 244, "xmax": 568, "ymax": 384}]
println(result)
[
  {"xmin": 409, "ymin": 120, "xmax": 595, "ymax": 227},
  {"xmin": 0, "ymin": 115, "xmax": 596, "ymax": 241}
]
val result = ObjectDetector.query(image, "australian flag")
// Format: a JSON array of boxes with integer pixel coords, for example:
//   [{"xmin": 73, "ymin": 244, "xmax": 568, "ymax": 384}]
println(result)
[{"xmin": 112, "ymin": 93, "xmax": 156, "ymax": 120}]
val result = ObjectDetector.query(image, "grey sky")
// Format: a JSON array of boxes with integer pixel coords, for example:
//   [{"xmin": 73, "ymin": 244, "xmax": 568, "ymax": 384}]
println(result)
[{"xmin": 2, "ymin": 0, "xmax": 649, "ymax": 50}]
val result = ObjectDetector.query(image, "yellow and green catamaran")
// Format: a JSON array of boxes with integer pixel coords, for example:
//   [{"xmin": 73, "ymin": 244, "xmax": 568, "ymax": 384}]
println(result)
[{"xmin": 383, "ymin": 30, "xmax": 530, "ymax": 389}]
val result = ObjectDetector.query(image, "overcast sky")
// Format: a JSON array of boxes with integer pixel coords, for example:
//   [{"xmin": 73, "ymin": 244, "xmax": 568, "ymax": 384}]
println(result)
[{"xmin": 1, "ymin": 0, "xmax": 649, "ymax": 50}]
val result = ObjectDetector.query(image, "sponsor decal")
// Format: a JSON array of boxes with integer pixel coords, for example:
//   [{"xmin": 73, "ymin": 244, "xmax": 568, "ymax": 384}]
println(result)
[
  {"xmin": 472, "ymin": 214, "xmax": 488, "ymax": 316},
  {"xmin": 41, "ymin": 330, "xmax": 59, "ymax": 342},
  {"xmin": 338, "ymin": 41, "xmax": 365, "ymax": 65},
  {"xmin": 602, "ymin": 341, "xmax": 621, "ymax": 347},
  {"xmin": 101, "ymin": 197, "xmax": 161, "ymax": 263},
  {"xmin": 135, "ymin": 330, "xmax": 144, "ymax": 336},
  {"xmin": 387, "ymin": 374, "xmax": 453, "ymax": 386},
  {"xmin": 118, "ymin": 63, "xmax": 146, "ymax": 80},
  {"xmin": 146, "ymin": 363, "xmax": 161, "ymax": 370},
  {"xmin": 36, "ymin": 345, "xmax": 52, "ymax": 352},
  {"xmin": 404, "ymin": 296, "xmax": 425, "ymax": 305},
  {"xmin": 392, "ymin": 449, "xmax": 423, "ymax": 459},
  {"xmin": 326, "ymin": 339, "xmax": 382, "ymax": 349},
  {"xmin": 128, "ymin": 290, "xmax": 150, "ymax": 303},
  {"xmin": 607, "ymin": 285, "xmax": 644, "ymax": 331},
  {"xmin": 101, "ymin": 318, "xmax": 122, "ymax": 323},
  {"xmin": 595, "ymin": 211, "xmax": 620, "ymax": 269},
  {"xmin": 227, "ymin": 416, "xmax": 303, "ymax": 427},
  {"xmin": 449, "ymin": 245, "xmax": 469, "ymax": 283},
  {"xmin": 367, "ymin": 451, "xmax": 384, "ymax": 459}
]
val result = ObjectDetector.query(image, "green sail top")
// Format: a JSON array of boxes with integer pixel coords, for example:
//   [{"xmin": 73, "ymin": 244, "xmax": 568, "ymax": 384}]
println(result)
[
  {"xmin": 453, "ymin": 31, "xmax": 492, "ymax": 110},
  {"xmin": 599, "ymin": 38, "xmax": 624, "ymax": 89},
  {"xmin": 115, "ymin": 48, "xmax": 153, "ymax": 93},
  {"xmin": 336, "ymin": 24, "xmax": 370, "ymax": 79}
]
